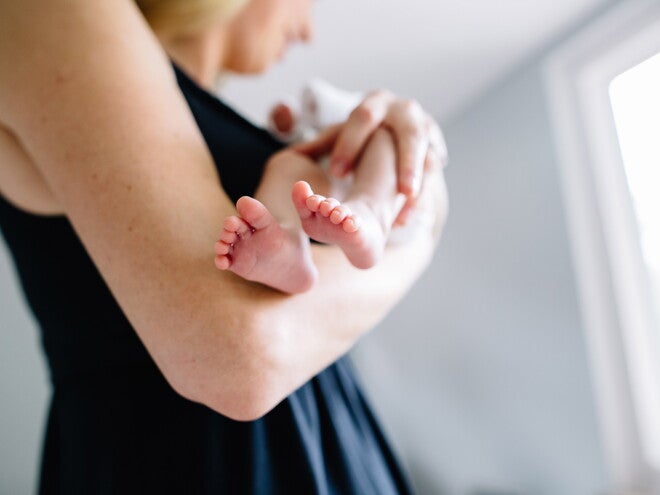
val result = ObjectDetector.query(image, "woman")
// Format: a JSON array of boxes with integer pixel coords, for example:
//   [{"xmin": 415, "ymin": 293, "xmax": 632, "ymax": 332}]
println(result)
[{"xmin": 0, "ymin": 0, "xmax": 447, "ymax": 493}]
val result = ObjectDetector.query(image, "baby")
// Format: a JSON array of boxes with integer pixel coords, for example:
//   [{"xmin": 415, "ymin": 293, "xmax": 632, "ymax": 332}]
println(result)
[{"xmin": 214, "ymin": 81, "xmax": 408, "ymax": 293}]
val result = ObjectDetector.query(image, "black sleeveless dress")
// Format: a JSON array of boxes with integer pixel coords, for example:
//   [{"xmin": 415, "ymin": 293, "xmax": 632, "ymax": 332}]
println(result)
[{"xmin": 0, "ymin": 65, "xmax": 414, "ymax": 495}]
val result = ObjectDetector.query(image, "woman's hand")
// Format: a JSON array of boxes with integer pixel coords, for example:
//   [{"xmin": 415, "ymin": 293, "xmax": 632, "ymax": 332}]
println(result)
[{"xmin": 292, "ymin": 89, "xmax": 448, "ymax": 213}]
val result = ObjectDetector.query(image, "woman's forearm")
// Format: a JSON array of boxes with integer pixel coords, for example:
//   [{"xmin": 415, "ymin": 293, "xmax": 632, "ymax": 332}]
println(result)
[
  {"xmin": 185, "ymin": 231, "xmax": 437, "ymax": 421},
  {"xmin": 189, "ymin": 170, "xmax": 446, "ymax": 421}
]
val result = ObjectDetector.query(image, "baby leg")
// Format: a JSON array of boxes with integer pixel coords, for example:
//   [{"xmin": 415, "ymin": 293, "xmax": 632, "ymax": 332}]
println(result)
[
  {"xmin": 292, "ymin": 128, "xmax": 405, "ymax": 269},
  {"xmin": 214, "ymin": 152, "xmax": 329, "ymax": 294}
]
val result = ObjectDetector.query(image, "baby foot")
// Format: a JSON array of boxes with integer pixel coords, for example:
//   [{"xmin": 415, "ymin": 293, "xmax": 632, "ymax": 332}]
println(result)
[
  {"xmin": 291, "ymin": 181, "xmax": 387, "ymax": 269},
  {"xmin": 214, "ymin": 196, "xmax": 317, "ymax": 293}
]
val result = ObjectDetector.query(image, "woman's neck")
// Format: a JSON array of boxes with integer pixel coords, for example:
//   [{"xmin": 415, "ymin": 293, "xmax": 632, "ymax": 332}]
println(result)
[{"xmin": 160, "ymin": 27, "xmax": 226, "ymax": 90}]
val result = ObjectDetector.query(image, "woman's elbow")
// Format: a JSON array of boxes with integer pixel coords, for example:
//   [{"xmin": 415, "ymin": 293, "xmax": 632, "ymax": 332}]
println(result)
[{"xmin": 164, "ymin": 311, "xmax": 289, "ymax": 422}]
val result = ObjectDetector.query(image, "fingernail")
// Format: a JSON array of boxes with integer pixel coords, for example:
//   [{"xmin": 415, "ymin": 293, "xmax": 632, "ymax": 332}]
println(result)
[{"xmin": 402, "ymin": 171, "xmax": 420, "ymax": 196}]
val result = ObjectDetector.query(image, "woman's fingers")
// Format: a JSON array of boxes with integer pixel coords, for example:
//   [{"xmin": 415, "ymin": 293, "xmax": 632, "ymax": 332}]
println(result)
[
  {"xmin": 328, "ymin": 90, "xmax": 447, "ymax": 199},
  {"xmin": 394, "ymin": 117, "xmax": 447, "ymax": 226},
  {"xmin": 381, "ymin": 98, "xmax": 429, "ymax": 196},
  {"xmin": 327, "ymin": 90, "xmax": 393, "ymax": 177},
  {"xmin": 294, "ymin": 90, "xmax": 448, "ymax": 209}
]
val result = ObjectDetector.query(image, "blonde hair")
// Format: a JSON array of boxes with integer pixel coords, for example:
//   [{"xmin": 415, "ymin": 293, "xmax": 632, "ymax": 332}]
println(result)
[{"xmin": 135, "ymin": 0, "xmax": 247, "ymax": 38}]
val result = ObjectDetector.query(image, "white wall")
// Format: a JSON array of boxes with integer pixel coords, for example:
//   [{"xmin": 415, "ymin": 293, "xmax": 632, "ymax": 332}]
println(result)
[
  {"xmin": 0, "ymin": 244, "xmax": 49, "ymax": 494},
  {"xmin": 351, "ymin": 41, "xmax": 609, "ymax": 495}
]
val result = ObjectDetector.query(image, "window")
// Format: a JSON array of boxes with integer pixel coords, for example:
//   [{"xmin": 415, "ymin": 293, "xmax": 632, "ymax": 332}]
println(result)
[
  {"xmin": 609, "ymin": 52, "xmax": 660, "ymax": 328},
  {"xmin": 606, "ymin": 47, "xmax": 660, "ymax": 476},
  {"xmin": 545, "ymin": 0, "xmax": 660, "ymax": 491}
]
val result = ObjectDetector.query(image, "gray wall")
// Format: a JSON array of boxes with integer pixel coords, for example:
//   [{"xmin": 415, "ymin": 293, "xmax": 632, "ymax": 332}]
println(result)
[
  {"xmin": 352, "ymin": 54, "xmax": 607, "ymax": 495},
  {"xmin": 0, "ymin": 244, "xmax": 49, "ymax": 494},
  {"xmin": 0, "ymin": 16, "xmax": 612, "ymax": 495}
]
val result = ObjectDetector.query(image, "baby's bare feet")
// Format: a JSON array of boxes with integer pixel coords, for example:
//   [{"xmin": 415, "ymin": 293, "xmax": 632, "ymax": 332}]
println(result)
[
  {"xmin": 214, "ymin": 196, "xmax": 317, "ymax": 293},
  {"xmin": 291, "ymin": 181, "xmax": 387, "ymax": 269}
]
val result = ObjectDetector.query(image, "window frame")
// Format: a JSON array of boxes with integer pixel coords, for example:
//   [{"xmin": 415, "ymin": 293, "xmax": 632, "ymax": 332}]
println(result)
[{"xmin": 544, "ymin": 0, "xmax": 660, "ymax": 491}]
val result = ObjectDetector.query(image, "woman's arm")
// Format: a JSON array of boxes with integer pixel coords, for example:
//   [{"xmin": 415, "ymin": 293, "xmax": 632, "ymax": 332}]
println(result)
[
  {"xmin": 0, "ymin": 125, "xmax": 61, "ymax": 215},
  {"xmin": 0, "ymin": 0, "xmax": 445, "ymax": 420}
]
